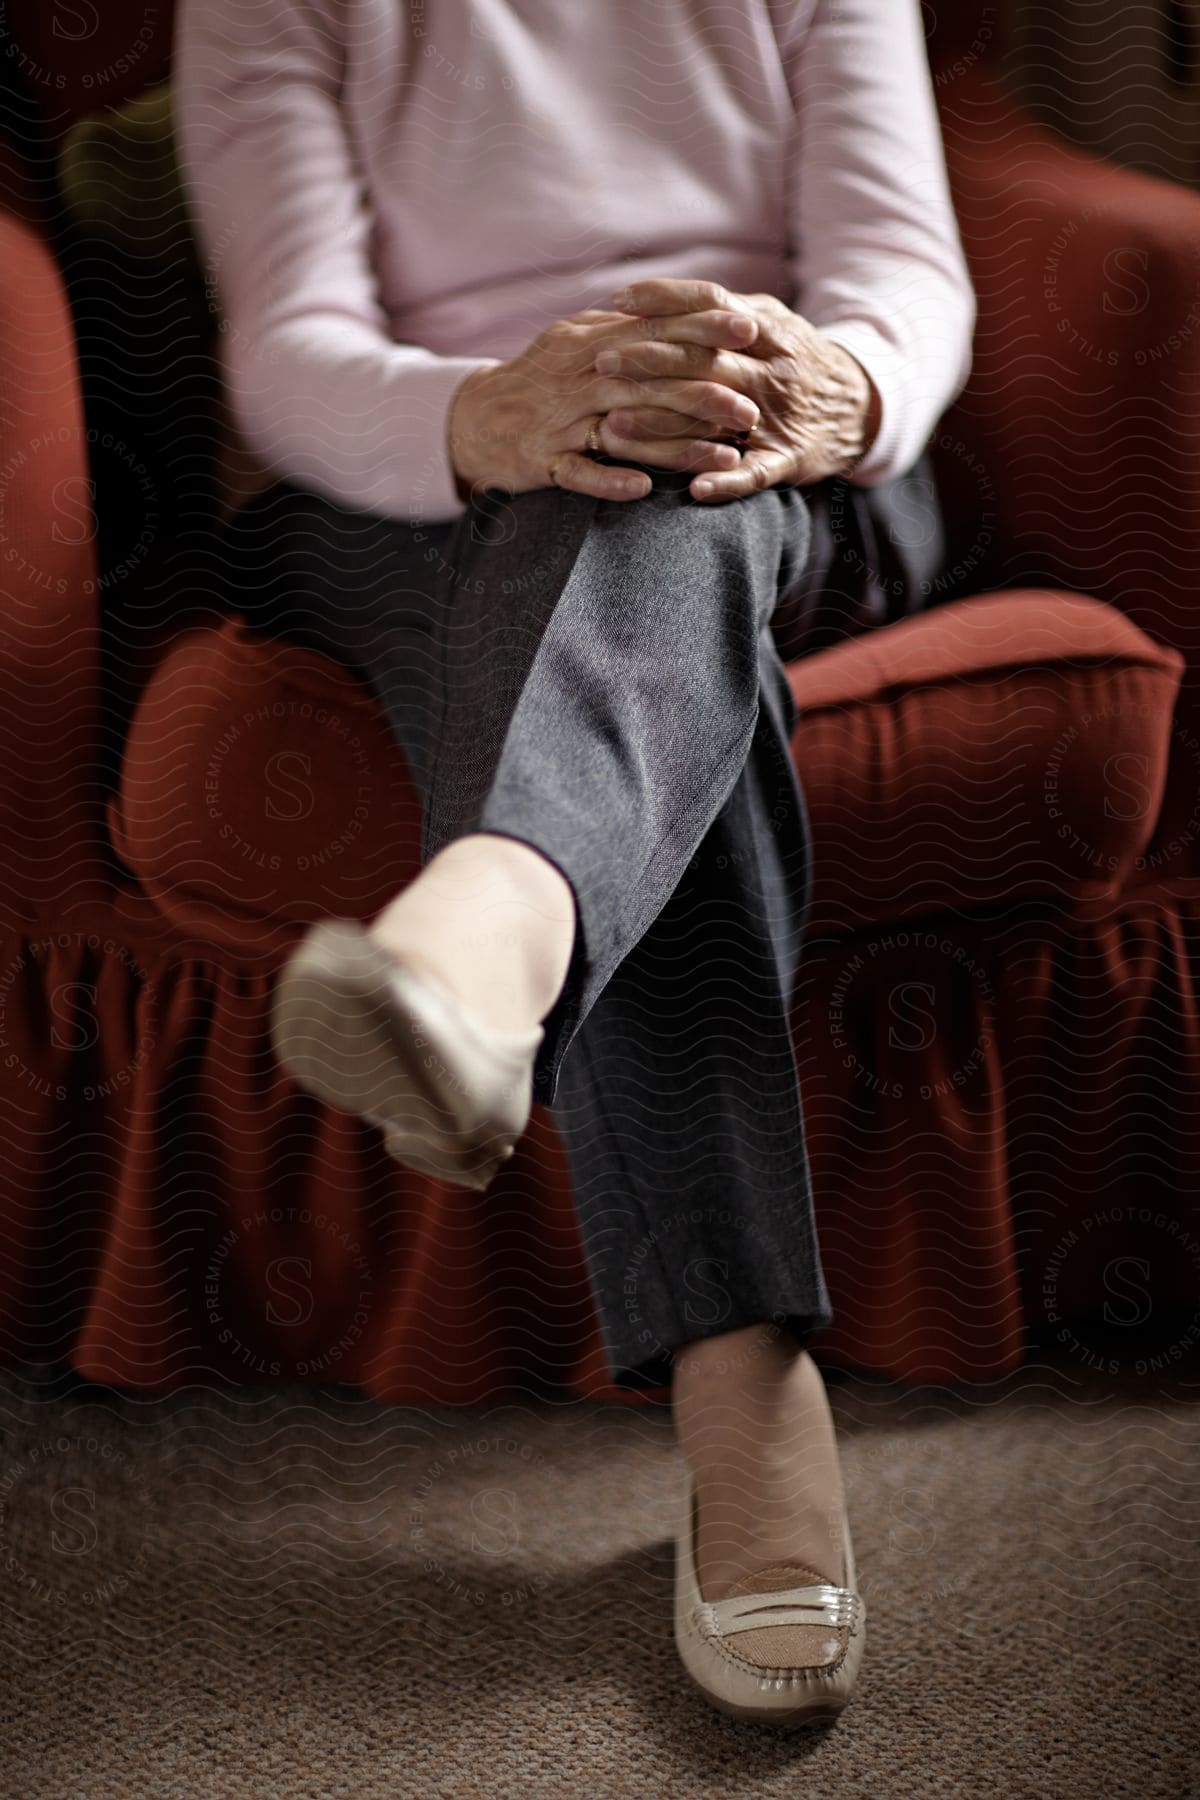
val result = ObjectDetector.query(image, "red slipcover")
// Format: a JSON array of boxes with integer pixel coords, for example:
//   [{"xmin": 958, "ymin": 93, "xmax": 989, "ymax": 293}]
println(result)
[{"xmin": 1, "ymin": 16, "xmax": 1198, "ymax": 1400}]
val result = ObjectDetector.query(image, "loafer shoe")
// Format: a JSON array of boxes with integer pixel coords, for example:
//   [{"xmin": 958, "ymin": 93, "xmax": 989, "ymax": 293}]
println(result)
[
  {"xmin": 270, "ymin": 919, "xmax": 543, "ymax": 1191},
  {"xmin": 674, "ymin": 1478, "xmax": 866, "ymax": 1728}
]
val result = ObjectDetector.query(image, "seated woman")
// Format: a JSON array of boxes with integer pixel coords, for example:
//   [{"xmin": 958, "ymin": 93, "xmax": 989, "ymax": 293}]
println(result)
[{"xmin": 175, "ymin": 0, "xmax": 974, "ymax": 1728}]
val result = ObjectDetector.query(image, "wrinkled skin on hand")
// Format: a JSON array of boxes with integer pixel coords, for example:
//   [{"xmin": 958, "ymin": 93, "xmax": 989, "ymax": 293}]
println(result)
[
  {"xmin": 447, "ymin": 306, "xmax": 763, "ymax": 504},
  {"xmin": 597, "ymin": 278, "xmax": 882, "ymax": 501},
  {"xmin": 447, "ymin": 279, "xmax": 881, "ymax": 504}
]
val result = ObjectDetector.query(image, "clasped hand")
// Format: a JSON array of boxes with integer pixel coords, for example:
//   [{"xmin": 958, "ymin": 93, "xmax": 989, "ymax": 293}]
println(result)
[{"xmin": 448, "ymin": 278, "xmax": 880, "ymax": 506}]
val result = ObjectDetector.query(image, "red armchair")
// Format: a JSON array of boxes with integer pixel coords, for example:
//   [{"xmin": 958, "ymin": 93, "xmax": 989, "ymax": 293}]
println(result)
[{"xmin": 0, "ymin": 10, "xmax": 1195, "ymax": 1402}]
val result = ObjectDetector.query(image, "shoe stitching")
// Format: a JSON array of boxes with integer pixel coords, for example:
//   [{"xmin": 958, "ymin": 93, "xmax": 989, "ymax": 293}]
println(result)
[{"xmin": 686, "ymin": 1605, "xmax": 860, "ymax": 1682}]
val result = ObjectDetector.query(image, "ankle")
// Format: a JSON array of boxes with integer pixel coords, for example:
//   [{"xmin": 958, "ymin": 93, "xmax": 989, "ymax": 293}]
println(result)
[
  {"xmin": 674, "ymin": 1321, "xmax": 800, "ymax": 1387},
  {"xmin": 428, "ymin": 835, "xmax": 576, "ymax": 923},
  {"xmin": 368, "ymin": 835, "xmax": 577, "ymax": 1037},
  {"xmin": 673, "ymin": 1327, "xmax": 846, "ymax": 1594}
]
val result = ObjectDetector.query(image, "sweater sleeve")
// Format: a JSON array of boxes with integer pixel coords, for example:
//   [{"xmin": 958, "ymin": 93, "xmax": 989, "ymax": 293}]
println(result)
[
  {"xmin": 173, "ymin": 0, "xmax": 495, "ymax": 522},
  {"xmin": 782, "ymin": 0, "xmax": 976, "ymax": 485}
]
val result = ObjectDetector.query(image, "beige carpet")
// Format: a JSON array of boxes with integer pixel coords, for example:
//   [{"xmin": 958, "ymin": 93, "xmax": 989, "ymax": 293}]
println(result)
[{"xmin": 1, "ymin": 1356, "xmax": 1197, "ymax": 1799}]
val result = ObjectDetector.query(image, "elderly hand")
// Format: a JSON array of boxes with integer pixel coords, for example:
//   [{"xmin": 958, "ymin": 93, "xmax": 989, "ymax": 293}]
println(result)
[
  {"xmin": 447, "ymin": 308, "xmax": 764, "ymax": 504},
  {"xmin": 594, "ymin": 280, "xmax": 883, "ymax": 501}
]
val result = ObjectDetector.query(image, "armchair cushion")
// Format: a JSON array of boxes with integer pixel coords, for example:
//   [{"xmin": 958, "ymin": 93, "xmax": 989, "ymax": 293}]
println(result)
[
  {"xmin": 107, "ymin": 617, "xmax": 422, "ymax": 956},
  {"xmin": 793, "ymin": 589, "xmax": 1184, "ymax": 938},
  {"xmin": 108, "ymin": 590, "xmax": 1184, "ymax": 956}
]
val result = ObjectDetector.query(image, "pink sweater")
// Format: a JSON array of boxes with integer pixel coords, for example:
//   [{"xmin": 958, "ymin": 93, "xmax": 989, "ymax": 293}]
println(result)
[{"xmin": 175, "ymin": 0, "xmax": 975, "ymax": 522}]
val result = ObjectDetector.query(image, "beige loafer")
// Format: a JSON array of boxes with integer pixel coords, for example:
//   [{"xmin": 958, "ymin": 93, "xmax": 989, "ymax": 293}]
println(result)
[
  {"xmin": 270, "ymin": 919, "xmax": 543, "ymax": 1191},
  {"xmin": 674, "ymin": 1480, "xmax": 866, "ymax": 1728}
]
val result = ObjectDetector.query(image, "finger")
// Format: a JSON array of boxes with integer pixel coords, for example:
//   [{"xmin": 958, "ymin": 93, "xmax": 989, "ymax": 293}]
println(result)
[
  {"xmin": 596, "ymin": 340, "xmax": 749, "ymax": 383},
  {"xmin": 595, "ymin": 376, "xmax": 760, "ymax": 432},
  {"xmin": 546, "ymin": 451, "xmax": 652, "ymax": 501},
  {"xmin": 609, "ymin": 278, "xmax": 752, "ymax": 319},
  {"xmin": 595, "ymin": 308, "xmax": 759, "ymax": 353},
  {"xmin": 605, "ymin": 405, "xmax": 716, "ymax": 440},
  {"xmin": 599, "ymin": 426, "xmax": 744, "ymax": 474},
  {"xmin": 689, "ymin": 449, "xmax": 793, "ymax": 501},
  {"xmin": 570, "ymin": 308, "xmax": 640, "ymax": 325}
]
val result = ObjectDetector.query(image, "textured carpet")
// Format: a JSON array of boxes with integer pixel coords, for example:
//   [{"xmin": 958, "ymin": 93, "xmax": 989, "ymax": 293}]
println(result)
[{"xmin": 1, "ymin": 1355, "xmax": 1197, "ymax": 1800}]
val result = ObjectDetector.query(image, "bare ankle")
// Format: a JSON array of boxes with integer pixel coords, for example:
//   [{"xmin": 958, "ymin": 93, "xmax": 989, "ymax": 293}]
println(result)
[
  {"xmin": 428, "ymin": 834, "xmax": 576, "ymax": 923},
  {"xmin": 673, "ymin": 1321, "xmax": 802, "ymax": 1386},
  {"xmin": 368, "ymin": 834, "xmax": 577, "ymax": 1036}
]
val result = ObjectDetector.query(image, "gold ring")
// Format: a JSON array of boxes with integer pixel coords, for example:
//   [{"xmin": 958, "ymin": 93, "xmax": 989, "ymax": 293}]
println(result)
[{"xmin": 585, "ymin": 414, "xmax": 605, "ymax": 456}]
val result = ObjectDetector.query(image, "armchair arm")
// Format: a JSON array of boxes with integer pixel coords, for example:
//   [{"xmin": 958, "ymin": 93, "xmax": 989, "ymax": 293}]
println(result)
[
  {"xmin": 935, "ymin": 70, "xmax": 1200, "ymax": 679},
  {"xmin": 0, "ymin": 146, "xmax": 108, "ymax": 930}
]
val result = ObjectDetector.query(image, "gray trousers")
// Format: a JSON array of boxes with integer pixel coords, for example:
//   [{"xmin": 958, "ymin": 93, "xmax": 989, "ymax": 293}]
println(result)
[{"xmin": 214, "ymin": 459, "xmax": 940, "ymax": 1386}]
